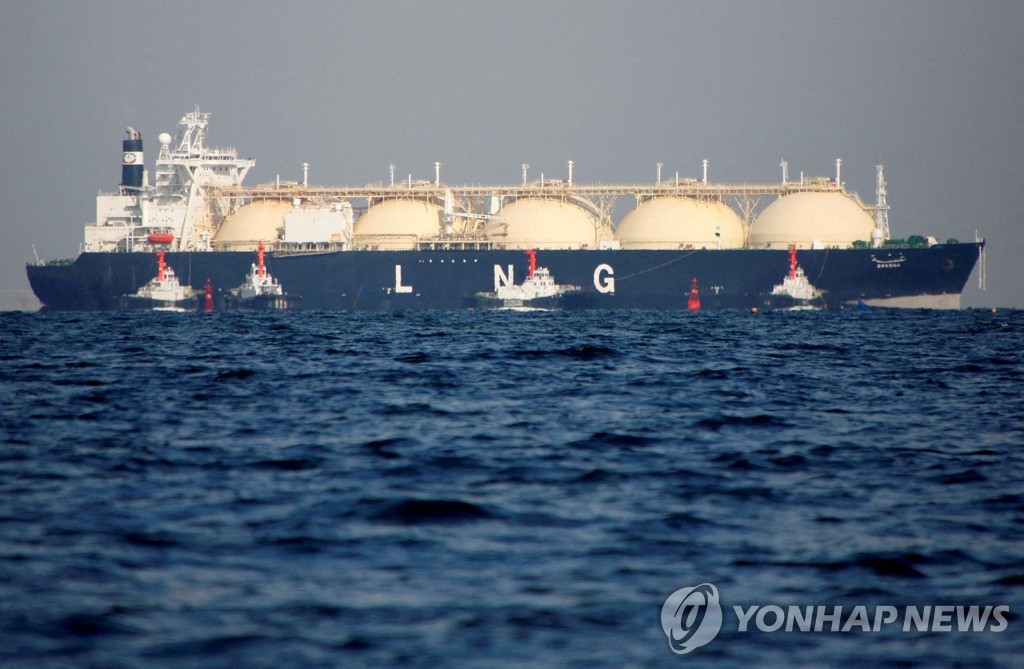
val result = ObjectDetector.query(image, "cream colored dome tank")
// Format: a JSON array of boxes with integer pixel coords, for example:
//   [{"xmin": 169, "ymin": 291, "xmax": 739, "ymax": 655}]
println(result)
[
  {"xmin": 353, "ymin": 200, "xmax": 443, "ymax": 250},
  {"xmin": 485, "ymin": 198, "xmax": 604, "ymax": 249},
  {"xmin": 749, "ymin": 192, "xmax": 875, "ymax": 249},
  {"xmin": 212, "ymin": 200, "xmax": 291, "ymax": 250},
  {"xmin": 614, "ymin": 197, "xmax": 744, "ymax": 249}
]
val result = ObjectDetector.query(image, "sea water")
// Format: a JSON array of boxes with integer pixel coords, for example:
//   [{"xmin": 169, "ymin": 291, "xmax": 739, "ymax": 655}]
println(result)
[{"xmin": 1, "ymin": 309, "xmax": 1022, "ymax": 668}]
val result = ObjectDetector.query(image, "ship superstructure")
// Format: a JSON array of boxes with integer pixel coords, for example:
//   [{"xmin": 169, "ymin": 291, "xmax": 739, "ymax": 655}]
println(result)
[{"xmin": 84, "ymin": 107, "xmax": 254, "ymax": 253}]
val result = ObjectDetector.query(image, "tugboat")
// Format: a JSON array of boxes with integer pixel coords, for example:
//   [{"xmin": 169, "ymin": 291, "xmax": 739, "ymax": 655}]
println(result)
[
  {"xmin": 224, "ymin": 242, "xmax": 299, "ymax": 310},
  {"xmin": 768, "ymin": 245, "xmax": 825, "ymax": 309},
  {"xmin": 119, "ymin": 251, "xmax": 197, "ymax": 311},
  {"xmin": 475, "ymin": 249, "xmax": 582, "ymax": 311}
]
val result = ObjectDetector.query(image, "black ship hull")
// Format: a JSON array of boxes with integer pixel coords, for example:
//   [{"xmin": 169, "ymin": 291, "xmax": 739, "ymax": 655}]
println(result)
[{"xmin": 27, "ymin": 244, "xmax": 982, "ymax": 311}]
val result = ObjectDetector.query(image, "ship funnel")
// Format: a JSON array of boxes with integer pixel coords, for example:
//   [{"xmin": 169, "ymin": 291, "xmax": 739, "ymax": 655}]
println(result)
[{"xmin": 121, "ymin": 127, "xmax": 144, "ymax": 191}]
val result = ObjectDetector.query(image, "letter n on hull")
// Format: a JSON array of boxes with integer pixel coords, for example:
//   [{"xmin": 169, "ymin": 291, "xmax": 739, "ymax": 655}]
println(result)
[{"xmin": 494, "ymin": 264, "xmax": 514, "ymax": 291}]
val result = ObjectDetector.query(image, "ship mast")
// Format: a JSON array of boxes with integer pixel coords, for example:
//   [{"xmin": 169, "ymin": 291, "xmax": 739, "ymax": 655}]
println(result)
[{"xmin": 873, "ymin": 164, "xmax": 890, "ymax": 247}]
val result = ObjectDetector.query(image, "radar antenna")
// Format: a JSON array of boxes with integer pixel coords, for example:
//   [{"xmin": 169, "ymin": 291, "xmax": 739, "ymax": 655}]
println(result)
[{"xmin": 175, "ymin": 105, "xmax": 211, "ymax": 155}]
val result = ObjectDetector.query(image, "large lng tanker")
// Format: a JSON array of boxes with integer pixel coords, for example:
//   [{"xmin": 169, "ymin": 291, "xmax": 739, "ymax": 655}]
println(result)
[{"xmin": 27, "ymin": 108, "xmax": 983, "ymax": 311}]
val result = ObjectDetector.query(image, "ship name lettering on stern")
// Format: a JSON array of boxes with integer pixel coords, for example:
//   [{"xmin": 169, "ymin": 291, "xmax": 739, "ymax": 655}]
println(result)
[
  {"xmin": 394, "ymin": 265, "xmax": 413, "ymax": 294},
  {"xmin": 594, "ymin": 264, "xmax": 615, "ymax": 294}
]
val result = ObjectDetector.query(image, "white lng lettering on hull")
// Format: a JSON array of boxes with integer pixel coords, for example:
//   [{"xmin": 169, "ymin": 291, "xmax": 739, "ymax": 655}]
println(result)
[
  {"xmin": 594, "ymin": 264, "xmax": 615, "ymax": 294},
  {"xmin": 394, "ymin": 265, "xmax": 412, "ymax": 293}
]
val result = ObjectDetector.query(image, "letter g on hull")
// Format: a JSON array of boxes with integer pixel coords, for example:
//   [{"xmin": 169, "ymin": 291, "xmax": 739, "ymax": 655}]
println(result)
[
  {"xmin": 594, "ymin": 263, "xmax": 615, "ymax": 293},
  {"xmin": 661, "ymin": 583, "xmax": 723, "ymax": 655}
]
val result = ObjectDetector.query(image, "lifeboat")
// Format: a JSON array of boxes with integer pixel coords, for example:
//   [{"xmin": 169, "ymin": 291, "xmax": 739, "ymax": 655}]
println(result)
[{"xmin": 147, "ymin": 233, "xmax": 175, "ymax": 244}]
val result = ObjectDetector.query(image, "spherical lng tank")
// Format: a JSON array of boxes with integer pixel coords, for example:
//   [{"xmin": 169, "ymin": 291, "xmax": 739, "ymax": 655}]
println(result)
[
  {"xmin": 353, "ymin": 200, "xmax": 443, "ymax": 250},
  {"xmin": 212, "ymin": 200, "xmax": 292, "ymax": 250},
  {"xmin": 614, "ymin": 197, "xmax": 745, "ymax": 249},
  {"xmin": 749, "ymin": 192, "xmax": 875, "ymax": 249},
  {"xmin": 485, "ymin": 198, "xmax": 605, "ymax": 249}
]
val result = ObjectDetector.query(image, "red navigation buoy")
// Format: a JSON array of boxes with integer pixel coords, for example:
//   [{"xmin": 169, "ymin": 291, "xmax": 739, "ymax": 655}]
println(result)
[
  {"xmin": 687, "ymin": 277, "xmax": 701, "ymax": 311},
  {"xmin": 204, "ymin": 278, "xmax": 214, "ymax": 312}
]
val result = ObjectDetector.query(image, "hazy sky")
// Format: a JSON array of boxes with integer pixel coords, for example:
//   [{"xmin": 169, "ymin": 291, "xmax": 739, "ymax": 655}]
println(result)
[{"xmin": 2, "ymin": 0, "xmax": 1021, "ymax": 308}]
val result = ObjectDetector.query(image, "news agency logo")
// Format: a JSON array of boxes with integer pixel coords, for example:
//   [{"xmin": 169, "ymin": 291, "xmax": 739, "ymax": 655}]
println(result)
[
  {"xmin": 661, "ymin": 583, "xmax": 1010, "ymax": 657},
  {"xmin": 660, "ymin": 583, "xmax": 723, "ymax": 654}
]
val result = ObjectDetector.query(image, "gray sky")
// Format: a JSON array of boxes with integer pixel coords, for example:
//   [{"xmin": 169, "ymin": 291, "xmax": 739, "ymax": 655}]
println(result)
[{"xmin": 2, "ymin": 0, "xmax": 1021, "ymax": 308}]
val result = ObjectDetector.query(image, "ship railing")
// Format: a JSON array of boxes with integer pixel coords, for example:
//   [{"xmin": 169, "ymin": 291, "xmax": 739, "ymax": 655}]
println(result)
[
  {"xmin": 417, "ymin": 234, "xmax": 494, "ymax": 251},
  {"xmin": 419, "ymin": 233, "xmax": 491, "ymax": 242},
  {"xmin": 207, "ymin": 179, "xmax": 860, "ymax": 202},
  {"xmin": 168, "ymin": 147, "xmax": 243, "ymax": 160}
]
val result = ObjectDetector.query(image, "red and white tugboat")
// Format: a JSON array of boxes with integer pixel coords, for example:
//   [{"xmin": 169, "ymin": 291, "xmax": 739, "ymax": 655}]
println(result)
[
  {"xmin": 475, "ymin": 249, "xmax": 582, "ymax": 311},
  {"xmin": 120, "ymin": 251, "xmax": 197, "ymax": 311},
  {"xmin": 769, "ymin": 245, "xmax": 824, "ymax": 309},
  {"xmin": 225, "ymin": 242, "xmax": 300, "ymax": 310}
]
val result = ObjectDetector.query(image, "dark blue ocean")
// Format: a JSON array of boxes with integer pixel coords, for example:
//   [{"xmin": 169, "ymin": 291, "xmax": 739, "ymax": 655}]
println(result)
[{"xmin": 1, "ymin": 309, "xmax": 1022, "ymax": 668}]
